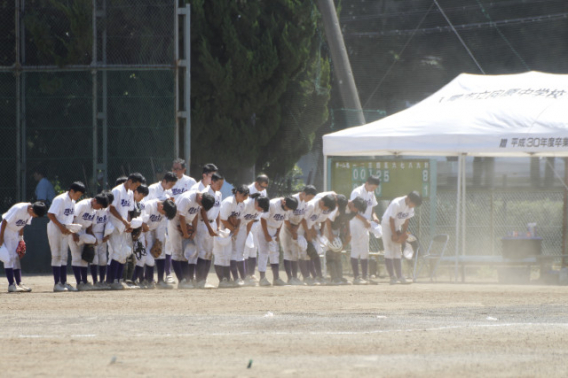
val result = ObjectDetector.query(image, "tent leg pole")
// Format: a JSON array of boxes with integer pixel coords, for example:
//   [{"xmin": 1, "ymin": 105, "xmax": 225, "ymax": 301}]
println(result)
[{"xmin": 454, "ymin": 155, "xmax": 462, "ymax": 283}]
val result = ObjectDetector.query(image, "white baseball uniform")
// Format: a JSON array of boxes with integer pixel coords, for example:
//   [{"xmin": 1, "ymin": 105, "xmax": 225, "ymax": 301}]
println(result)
[
  {"xmin": 92, "ymin": 207, "xmax": 110, "ymax": 266},
  {"xmin": 258, "ymin": 198, "xmax": 291, "ymax": 272},
  {"xmin": 171, "ymin": 174, "xmax": 196, "ymax": 200},
  {"xmin": 146, "ymin": 182, "xmax": 172, "ymax": 202},
  {"xmin": 349, "ymin": 185, "xmax": 378, "ymax": 259},
  {"xmin": 47, "ymin": 192, "xmax": 76, "ymax": 266},
  {"xmin": 1, "ymin": 203, "xmax": 33, "ymax": 270},
  {"xmin": 279, "ymin": 193, "xmax": 307, "ymax": 262},
  {"xmin": 108, "ymin": 184, "xmax": 135, "ymax": 264},
  {"xmin": 137, "ymin": 199, "xmax": 167, "ymax": 267},
  {"xmin": 172, "ymin": 190, "xmax": 201, "ymax": 262},
  {"xmin": 382, "ymin": 196, "xmax": 415, "ymax": 259},
  {"xmin": 69, "ymin": 199, "xmax": 97, "ymax": 267},
  {"xmin": 196, "ymin": 186, "xmax": 221, "ymax": 260},
  {"xmin": 238, "ymin": 197, "xmax": 262, "ymax": 261},
  {"xmin": 248, "ymin": 183, "xmax": 267, "ymax": 197},
  {"xmin": 247, "ymin": 182, "xmax": 267, "ymax": 261},
  {"xmin": 214, "ymin": 195, "xmax": 245, "ymax": 267}
]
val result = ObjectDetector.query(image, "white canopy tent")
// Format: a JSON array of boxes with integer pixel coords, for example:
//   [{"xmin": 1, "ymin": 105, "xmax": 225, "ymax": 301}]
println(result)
[{"xmin": 323, "ymin": 71, "xmax": 568, "ymax": 276}]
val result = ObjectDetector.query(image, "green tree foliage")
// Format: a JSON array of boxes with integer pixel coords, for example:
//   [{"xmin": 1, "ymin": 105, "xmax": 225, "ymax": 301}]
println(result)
[{"xmin": 190, "ymin": 0, "xmax": 330, "ymax": 182}]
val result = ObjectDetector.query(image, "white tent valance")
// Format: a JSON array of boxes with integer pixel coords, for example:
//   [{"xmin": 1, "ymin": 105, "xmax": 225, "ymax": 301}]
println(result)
[{"xmin": 323, "ymin": 71, "xmax": 568, "ymax": 158}]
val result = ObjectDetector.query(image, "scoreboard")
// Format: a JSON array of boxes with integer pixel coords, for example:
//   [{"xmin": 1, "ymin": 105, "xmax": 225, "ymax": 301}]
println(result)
[{"xmin": 329, "ymin": 158, "xmax": 430, "ymax": 200}]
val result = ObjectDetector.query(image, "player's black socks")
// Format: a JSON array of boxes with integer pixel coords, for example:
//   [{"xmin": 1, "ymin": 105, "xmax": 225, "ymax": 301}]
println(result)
[
  {"xmin": 171, "ymin": 260, "xmax": 183, "ymax": 281},
  {"xmin": 90, "ymin": 265, "xmax": 98, "ymax": 284},
  {"xmin": 188, "ymin": 263, "xmax": 196, "ymax": 281},
  {"xmin": 230, "ymin": 260, "xmax": 239, "ymax": 281},
  {"xmin": 271, "ymin": 263, "xmax": 280, "ymax": 280},
  {"xmin": 145, "ymin": 265, "xmax": 154, "ymax": 282},
  {"xmin": 5, "ymin": 268, "xmax": 14, "ymax": 285},
  {"xmin": 165, "ymin": 254, "xmax": 173, "ymax": 276},
  {"xmin": 80, "ymin": 267, "xmax": 88, "ymax": 284},
  {"xmin": 291, "ymin": 261, "xmax": 299, "ymax": 279},
  {"xmin": 13, "ymin": 269, "xmax": 22, "ymax": 285},
  {"xmin": 72, "ymin": 266, "xmax": 81, "ymax": 285},
  {"xmin": 156, "ymin": 259, "xmax": 165, "ymax": 282},
  {"xmin": 99, "ymin": 265, "xmax": 107, "ymax": 283},
  {"xmin": 351, "ymin": 258, "xmax": 360, "ymax": 278},
  {"xmin": 52, "ymin": 266, "xmax": 60, "ymax": 284},
  {"xmin": 223, "ymin": 266, "xmax": 232, "ymax": 281},
  {"xmin": 283, "ymin": 260, "xmax": 292, "ymax": 280},
  {"xmin": 214, "ymin": 265, "xmax": 224, "ymax": 281},
  {"xmin": 311, "ymin": 257, "xmax": 323, "ymax": 279},
  {"xmin": 60, "ymin": 266, "xmax": 68, "ymax": 284},
  {"xmin": 181, "ymin": 261, "xmax": 190, "ymax": 281},
  {"xmin": 299, "ymin": 260, "xmax": 309, "ymax": 279},
  {"xmin": 237, "ymin": 261, "xmax": 246, "ymax": 279},
  {"xmin": 394, "ymin": 258, "xmax": 403, "ymax": 278},
  {"xmin": 361, "ymin": 259, "xmax": 368, "ymax": 280},
  {"xmin": 384, "ymin": 258, "xmax": 394, "ymax": 278}
]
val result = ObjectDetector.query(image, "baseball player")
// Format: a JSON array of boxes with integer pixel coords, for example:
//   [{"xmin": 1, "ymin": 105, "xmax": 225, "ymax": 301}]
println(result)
[
  {"xmin": 238, "ymin": 194, "xmax": 270, "ymax": 286},
  {"xmin": 194, "ymin": 172, "xmax": 223, "ymax": 288},
  {"xmin": 302, "ymin": 192, "xmax": 337, "ymax": 285},
  {"xmin": 172, "ymin": 189, "xmax": 216, "ymax": 289},
  {"xmin": 280, "ymin": 185, "xmax": 317, "ymax": 285},
  {"xmin": 0, "ymin": 201, "xmax": 47, "ymax": 292},
  {"xmin": 68, "ymin": 193, "xmax": 110, "ymax": 291},
  {"xmin": 134, "ymin": 198, "xmax": 177, "ymax": 289},
  {"xmin": 215, "ymin": 184, "xmax": 249, "ymax": 288},
  {"xmin": 126, "ymin": 184, "xmax": 149, "ymax": 288},
  {"xmin": 257, "ymin": 196, "xmax": 298, "ymax": 287},
  {"xmin": 191, "ymin": 163, "xmax": 218, "ymax": 192},
  {"xmin": 147, "ymin": 171, "xmax": 177, "ymax": 201},
  {"xmin": 349, "ymin": 175, "xmax": 381, "ymax": 285},
  {"xmin": 245, "ymin": 174, "xmax": 269, "ymax": 281},
  {"xmin": 325, "ymin": 195, "xmax": 367, "ymax": 285},
  {"xmin": 47, "ymin": 181, "xmax": 86, "ymax": 292},
  {"xmin": 106, "ymin": 172, "xmax": 145, "ymax": 290},
  {"xmin": 167, "ymin": 159, "xmax": 197, "ymax": 284},
  {"xmin": 90, "ymin": 191, "xmax": 114, "ymax": 289},
  {"xmin": 382, "ymin": 191, "xmax": 422, "ymax": 285}
]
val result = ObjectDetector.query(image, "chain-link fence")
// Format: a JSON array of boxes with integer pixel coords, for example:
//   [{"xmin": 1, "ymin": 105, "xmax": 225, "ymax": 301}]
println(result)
[{"xmin": 0, "ymin": 0, "xmax": 176, "ymax": 213}]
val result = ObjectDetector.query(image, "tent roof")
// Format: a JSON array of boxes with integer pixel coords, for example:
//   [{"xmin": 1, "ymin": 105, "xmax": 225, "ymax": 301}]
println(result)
[{"xmin": 323, "ymin": 71, "xmax": 568, "ymax": 157}]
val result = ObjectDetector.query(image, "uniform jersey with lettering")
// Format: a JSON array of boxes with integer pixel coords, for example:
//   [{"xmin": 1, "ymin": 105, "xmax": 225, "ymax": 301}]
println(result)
[
  {"xmin": 2, "ymin": 203, "xmax": 32, "ymax": 232},
  {"xmin": 48, "ymin": 192, "xmax": 76, "ymax": 225},
  {"xmin": 142, "ymin": 199, "xmax": 166, "ymax": 231},
  {"xmin": 240, "ymin": 197, "xmax": 261, "ymax": 225},
  {"xmin": 382, "ymin": 196, "xmax": 414, "ymax": 229},
  {"xmin": 288, "ymin": 192, "xmax": 308, "ymax": 225},
  {"xmin": 203, "ymin": 185, "xmax": 222, "ymax": 222},
  {"xmin": 73, "ymin": 199, "xmax": 96, "ymax": 229},
  {"xmin": 146, "ymin": 182, "xmax": 172, "ymax": 201},
  {"xmin": 350, "ymin": 185, "xmax": 377, "ymax": 220},
  {"xmin": 261, "ymin": 198, "xmax": 290, "ymax": 229},
  {"xmin": 176, "ymin": 190, "xmax": 201, "ymax": 225},
  {"xmin": 111, "ymin": 184, "xmax": 135, "ymax": 221},
  {"xmin": 305, "ymin": 191, "xmax": 337, "ymax": 228},
  {"xmin": 92, "ymin": 207, "xmax": 110, "ymax": 233},
  {"xmin": 171, "ymin": 175, "xmax": 196, "ymax": 200},
  {"xmin": 219, "ymin": 195, "xmax": 244, "ymax": 224}
]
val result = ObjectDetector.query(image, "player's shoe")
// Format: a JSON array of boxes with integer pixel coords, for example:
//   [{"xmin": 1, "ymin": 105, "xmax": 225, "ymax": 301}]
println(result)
[
  {"xmin": 166, "ymin": 275, "xmax": 176, "ymax": 285},
  {"xmin": 259, "ymin": 277, "xmax": 271, "ymax": 287},
  {"xmin": 398, "ymin": 276, "xmax": 411, "ymax": 285},
  {"xmin": 368, "ymin": 278, "xmax": 379, "ymax": 285},
  {"xmin": 243, "ymin": 277, "xmax": 257, "ymax": 287},
  {"xmin": 353, "ymin": 276, "xmax": 368, "ymax": 285},
  {"xmin": 234, "ymin": 278, "xmax": 245, "ymax": 287},
  {"xmin": 53, "ymin": 282, "xmax": 68, "ymax": 292},
  {"xmin": 289, "ymin": 277, "xmax": 305, "ymax": 286},
  {"xmin": 273, "ymin": 278, "xmax": 288, "ymax": 287},
  {"xmin": 178, "ymin": 279, "xmax": 193, "ymax": 289},
  {"xmin": 156, "ymin": 281, "xmax": 174, "ymax": 290},
  {"xmin": 8, "ymin": 284, "xmax": 25, "ymax": 293},
  {"xmin": 341, "ymin": 277, "xmax": 352, "ymax": 285},
  {"xmin": 249, "ymin": 275, "xmax": 259, "ymax": 282},
  {"xmin": 303, "ymin": 277, "xmax": 319, "ymax": 286},
  {"xmin": 17, "ymin": 283, "xmax": 32, "ymax": 292},
  {"xmin": 389, "ymin": 276, "xmax": 398, "ymax": 285},
  {"xmin": 78, "ymin": 282, "xmax": 95, "ymax": 291},
  {"xmin": 124, "ymin": 280, "xmax": 140, "ymax": 289},
  {"xmin": 218, "ymin": 278, "xmax": 233, "ymax": 288},
  {"xmin": 110, "ymin": 280, "xmax": 125, "ymax": 290},
  {"xmin": 95, "ymin": 282, "xmax": 111, "ymax": 290},
  {"xmin": 146, "ymin": 281, "xmax": 156, "ymax": 289},
  {"xmin": 64, "ymin": 283, "xmax": 79, "ymax": 292}
]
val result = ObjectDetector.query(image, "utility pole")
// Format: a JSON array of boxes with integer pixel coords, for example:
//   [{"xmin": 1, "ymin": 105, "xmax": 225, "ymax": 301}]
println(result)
[{"xmin": 317, "ymin": 0, "xmax": 365, "ymax": 127}]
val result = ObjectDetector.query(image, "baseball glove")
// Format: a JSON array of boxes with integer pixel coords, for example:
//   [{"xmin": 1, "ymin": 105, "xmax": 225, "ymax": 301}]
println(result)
[
  {"xmin": 81, "ymin": 244, "xmax": 95, "ymax": 263},
  {"xmin": 131, "ymin": 227, "xmax": 142, "ymax": 240},
  {"xmin": 177, "ymin": 224, "xmax": 194, "ymax": 238},
  {"xmin": 16, "ymin": 240, "xmax": 26, "ymax": 259},
  {"xmin": 150, "ymin": 239, "xmax": 163, "ymax": 259}
]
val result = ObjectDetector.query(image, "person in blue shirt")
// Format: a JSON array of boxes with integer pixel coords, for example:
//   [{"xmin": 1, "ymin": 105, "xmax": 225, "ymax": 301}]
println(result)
[{"xmin": 33, "ymin": 168, "xmax": 56, "ymax": 207}]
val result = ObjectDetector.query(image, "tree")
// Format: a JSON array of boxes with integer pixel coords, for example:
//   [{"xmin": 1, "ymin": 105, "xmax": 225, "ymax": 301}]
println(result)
[{"xmin": 190, "ymin": 0, "xmax": 331, "ymax": 183}]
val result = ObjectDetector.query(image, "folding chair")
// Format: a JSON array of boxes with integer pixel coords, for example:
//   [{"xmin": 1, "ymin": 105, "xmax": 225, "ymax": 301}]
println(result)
[{"xmin": 412, "ymin": 234, "xmax": 450, "ymax": 282}]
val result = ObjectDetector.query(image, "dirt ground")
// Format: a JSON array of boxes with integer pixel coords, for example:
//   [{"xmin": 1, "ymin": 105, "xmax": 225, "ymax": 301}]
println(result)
[{"xmin": 1, "ymin": 273, "xmax": 568, "ymax": 378}]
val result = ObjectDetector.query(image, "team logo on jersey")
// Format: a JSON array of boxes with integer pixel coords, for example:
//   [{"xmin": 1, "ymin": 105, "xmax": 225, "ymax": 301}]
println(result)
[
  {"xmin": 15, "ymin": 220, "xmax": 27, "ymax": 227},
  {"xmin": 188, "ymin": 207, "xmax": 198, "ymax": 214},
  {"xmin": 64, "ymin": 208, "xmax": 74, "ymax": 216},
  {"xmin": 293, "ymin": 208, "xmax": 305, "ymax": 216},
  {"xmin": 396, "ymin": 212, "xmax": 410, "ymax": 219},
  {"xmin": 273, "ymin": 214, "xmax": 285, "ymax": 221},
  {"xmin": 310, "ymin": 214, "xmax": 318, "ymax": 222},
  {"xmin": 82, "ymin": 213, "xmax": 95, "ymax": 221},
  {"xmin": 215, "ymin": 200, "xmax": 220, "ymax": 207},
  {"xmin": 96, "ymin": 215, "xmax": 107, "ymax": 224},
  {"xmin": 243, "ymin": 214, "xmax": 256, "ymax": 220},
  {"xmin": 121, "ymin": 199, "xmax": 131, "ymax": 207},
  {"xmin": 149, "ymin": 214, "xmax": 163, "ymax": 222},
  {"xmin": 172, "ymin": 188, "xmax": 185, "ymax": 196},
  {"xmin": 230, "ymin": 211, "xmax": 240, "ymax": 218}
]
